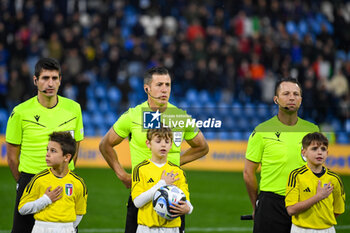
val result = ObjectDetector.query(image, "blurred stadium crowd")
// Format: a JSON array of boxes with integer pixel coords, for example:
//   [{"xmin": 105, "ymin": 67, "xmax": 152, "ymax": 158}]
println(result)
[{"xmin": 0, "ymin": 0, "xmax": 350, "ymax": 141}]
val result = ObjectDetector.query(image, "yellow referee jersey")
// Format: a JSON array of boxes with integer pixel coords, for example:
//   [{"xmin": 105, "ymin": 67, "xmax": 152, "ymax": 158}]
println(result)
[
  {"xmin": 6, "ymin": 96, "xmax": 84, "ymax": 173},
  {"xmin": 113, "ymin": 101, "xmax": 198, "ymax": 169},
  {"xmin": 131, "ymin": 159, "xmax": 190, "ymax": 228},
  {"xmin": 286, "ymin": 165, "xmax": 345, "ymax": 229},
  {"xmin": 19, "ymin": 169, "xmax": 88, "ymax": 222}
]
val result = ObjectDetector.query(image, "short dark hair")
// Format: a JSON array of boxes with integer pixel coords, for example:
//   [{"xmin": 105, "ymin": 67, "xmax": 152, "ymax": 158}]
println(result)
[
  {"xmin": 49, "ymin": 131, "xmax": 76, "ymax": 162},
  {"xmin": 274, "ymin": 78, "xmax": 302, "ymax": 96},
  {"xmin": 147, "ymin": 125, "xmax": 173, "ymax": 142},
  {"xmin": 144, "ymin": 67, "xmax": 171, "ymax": 85},
  {"xmin": 34, "ymin": 58, "xmax": 61, "ymax": 78},
  {"xmin": 302, "ymin": 132, "xmax": 328, "ymax": 149}
]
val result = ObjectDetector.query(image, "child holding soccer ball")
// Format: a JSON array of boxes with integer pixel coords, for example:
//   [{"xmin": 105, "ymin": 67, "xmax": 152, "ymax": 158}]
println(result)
[
  {"xmin": 18, "ymin": 132, "xmax": 87, "ymax": 233},
  {"xmin": 131, "ymin": 125, "xmax": 193, "ymax": 233},
  {"xmin": 285, "ymin": 132, "xmax": 345, "ymax": 233}
]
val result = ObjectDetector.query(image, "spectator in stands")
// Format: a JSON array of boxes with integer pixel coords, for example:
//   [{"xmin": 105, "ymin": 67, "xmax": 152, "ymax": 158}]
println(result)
[{"xmin": 0, "ymin": 0, "xmax": 349, "ymax": 135}]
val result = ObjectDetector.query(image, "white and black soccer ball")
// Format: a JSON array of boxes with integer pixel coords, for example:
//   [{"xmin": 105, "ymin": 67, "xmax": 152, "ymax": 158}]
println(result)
[{"xmin": 152, "ymin": 185, "xmax": 186, "ymax": 220}]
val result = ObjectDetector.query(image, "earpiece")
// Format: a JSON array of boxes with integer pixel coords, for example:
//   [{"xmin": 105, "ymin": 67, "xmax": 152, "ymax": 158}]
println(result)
[
  {"xmin": 144, "ymin": 87, "xmax": 161, "ymax": 99},
  {"xmin": 275, "ymin": 98, "xmax": 289, "ymax": 110},
  {"xmin": 34, "ymin": 78, "xmax": 47, "ymax": 93}
]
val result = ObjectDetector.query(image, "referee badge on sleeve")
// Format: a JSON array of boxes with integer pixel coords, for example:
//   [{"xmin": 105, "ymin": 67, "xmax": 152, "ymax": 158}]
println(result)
[
  {"xmin": 65, "ymin": 184, "xmax": 73, "ymax": 196},
  {"xmin": 173, "ymin": 132, "xmax": 183, "ymax": 147}
]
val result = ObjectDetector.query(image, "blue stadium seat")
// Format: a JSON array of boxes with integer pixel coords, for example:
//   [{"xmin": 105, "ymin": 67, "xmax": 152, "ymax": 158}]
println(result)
[
  {"xmin": 336, "ymin": 133, "xmax": 349, "ymax": 144},
  {"xmin": 82, "ymin": 111, "xmax": 91, "ymax": 126},
  {"xmin": 286, "ymin": 21, "xmax": 297, "ymax": 35},
  {"xmin": 91, "ymin": 112, "xmax": 105, "ymax": 127},
  {"xmin": 325, "ymin": 21, "xmax": 333, "ymax": 34},
  {"xmin": 250, "ymin": 117, "xmax": 261, "ymax": 129},
  {"xmin": 243, "ymin": 131, "xmax": 252, "ymax": 140},
  {"xmin": 244, "ymin": 103, "xmax": 256, "ymax": 118},
  {"xmin": 127, "ymin": 62, "xmax": 143, "ymax": 76},
  {"xmin": 218, "ymin": 102, "xmax": 230, "ymax": 117},
  {"xmin": 95, "ymin": 125, "xmax": 109, "ymax": 136},
  {"xmin": 178, "ymin": 100, "xmax": 189, "ymax": 110},
  {"xmin": 231, "ymin": 102, "xmax": 243, "ymax": 117},
  {"xmin": 86, "ymin": 86, "xmax": 95, "ymax": 99},
  {"xmin": 84, "ymin": 125, "xmax": 95, "ymax": 137},
  {"xmin": 345, "ymin": 119, "xmax": 350, "ymax": 132},
  {"xmin": 98, "ymin": 100, "xmax": 109, "ymax": 113},
  {"xmin": 298, "ymin": 20, "xmax": 308, "ymax": 37},
  {"xmin": 95, "ymin": 84, "xmax": 107, "ymax": 100},
  {"xmin": 236, "ymin": 117, "xmax": 249, "ymax": 131},
  {"xmin": 0, "ymin": 108, "xmax": 8, "ymax": 134},
  {"xmin": 124, "ymin": 6, "xmax": 138, "ymax": 27},
  {"xmin": 223, "ymin": 116, "xmax": 235, "ymax": 131},
  {"xmin": 186, "ymin": 89, "xmax": 198, "ymax": 103},
  {"xmin": 204, "ymin": 131, "xmax": 216, "ymax": 140},
  {"xmin": 108, "ymin": 86, "xmax": 121, "ymax": 104},
  {"xmin": 191, "ymin": 101, "xmax": 202, "ymax": 109},
  {"xmin": 86, "ymin": 99, "xmax": 98, "ymax": 113},
  {"xmin": 218, "ymin": 131, "xmax": 230, "ymax": 140},
  {"xmin": 198, "ymin": 90, "xmax": 210, "ymax": 104},
  {"xmin": 270, "ymin": 104, "xmax": 278, "ymax": 116},
  {"xmin": 105, "ymin": 111, "xmax": 117, "ymax": 127},
  {"xmin": 199, "ymin": 100, "xmax": 213, "ymax": 116},
  {"xmin": 257, "ymin": 103, "xmax": 270, "ymax": 120},
  {"xmin": 129, "ymin": 76, "xmax": 143, "ymax": 90},
  {"xmin": 331, "ymin": 119, "xmax": 342, "ymax": 132},
  {"xmin": 231, "ymin": 132, "xmax": 243, "ymax": 141},
  {"xmin": 336, "ymin": 50, "xmax": 347, "ymax": 61}
]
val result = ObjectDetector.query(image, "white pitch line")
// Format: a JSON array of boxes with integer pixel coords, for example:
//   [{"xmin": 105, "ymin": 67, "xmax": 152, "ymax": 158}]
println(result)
[
  {"xmin": 1, "ymin": 225, "xmax": 350, "ymax": 233},
  {"xmin": 71, "ymin": 228, "xmax": 252, "ymax": 233}
]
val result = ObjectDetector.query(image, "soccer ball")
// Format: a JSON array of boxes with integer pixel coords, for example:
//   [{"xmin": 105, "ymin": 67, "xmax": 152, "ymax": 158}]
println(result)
[{"xmin": 152, "ymin": 185, "xmax": 186, "ymax": 220}]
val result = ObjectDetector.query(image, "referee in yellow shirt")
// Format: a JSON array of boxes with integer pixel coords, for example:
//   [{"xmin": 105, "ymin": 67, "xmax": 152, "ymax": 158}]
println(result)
[
  {"xmin": 6, "ymin": 58, "xmax": 84, "ymax": 233},
  {"xmin": 99, "ymin": 67, "xmax": 208, "ymax": 233},
  {"xmin": 243, "ymin": 78, "xmax": 319, "ymax": 233}
]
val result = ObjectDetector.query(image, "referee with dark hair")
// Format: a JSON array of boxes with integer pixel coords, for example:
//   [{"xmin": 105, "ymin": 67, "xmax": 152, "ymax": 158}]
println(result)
[
  {"xmin": 243, "ymin": 78, "xmax": 319, "ymax": 233},
  {"xmin": 6, "ymin": 58, "xmax": 84, "ymax": 233},
  {"xmin": 99, "ymin": 66, "xmax": 209, "ymax": 233}
]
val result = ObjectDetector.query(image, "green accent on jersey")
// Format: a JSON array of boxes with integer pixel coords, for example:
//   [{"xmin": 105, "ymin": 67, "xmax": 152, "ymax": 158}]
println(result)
[
  {"xmin": 113, "ymin": 101, "xmax": 199, "ymax": 169},
  {"xmin": 246, "ymin": 116, "xmax": 319, "ymax": 196},
  {"xmin": 6, "ymin": 96, "xmax": 84, "ymax": 174}
]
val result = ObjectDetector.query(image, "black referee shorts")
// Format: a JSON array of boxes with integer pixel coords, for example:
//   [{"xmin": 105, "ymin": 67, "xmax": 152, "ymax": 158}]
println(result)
[
  {"xmin": 125, "ymin": 194, "xmax": 186, "ymax": 233},
  {"xmin": 253, "ymin": 191, "xmax": 291, "ymax": 233},
  {"xmin": 11, "ymin": 172, "xmax": 35, "ymax": 233},
  {"xmin": 125, "ymin": 195, "xmax": 138, "ymax": 233}
]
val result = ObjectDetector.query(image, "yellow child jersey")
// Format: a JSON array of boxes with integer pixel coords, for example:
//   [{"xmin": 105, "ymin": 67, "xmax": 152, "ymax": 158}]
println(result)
[
  {"xmin": 6, "ymin": 96, "xmax": 84, "ymax": 173},
  {"xmin": 286, "ymin": 165, "xmax": 345, "ymax": 229},
  {"xmin": 131, "ymin": 159, "xmax": 190, "ymax": 228},
  {"xmin": 19, "ymin": 169, "xmax": 88, "ymax": 222}
]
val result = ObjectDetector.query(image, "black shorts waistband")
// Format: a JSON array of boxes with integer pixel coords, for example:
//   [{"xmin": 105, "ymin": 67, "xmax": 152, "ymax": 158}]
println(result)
[
  {"xmin": 21, "ymin": 172, "xmax": 35, "ymax": 177},
  {"xmin": 259, "ymin": 191, "xmax": 285, "ymax": 200}
]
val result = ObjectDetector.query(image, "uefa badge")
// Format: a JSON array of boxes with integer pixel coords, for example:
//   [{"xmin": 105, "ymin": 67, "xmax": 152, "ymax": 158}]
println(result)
[{"xmin": 65, "ymin": 184, "xmax": 73, "ymax": 196}]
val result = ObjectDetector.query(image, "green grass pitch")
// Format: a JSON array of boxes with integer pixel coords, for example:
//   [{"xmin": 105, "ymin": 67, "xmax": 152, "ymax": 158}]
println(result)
[{"xmin": 0, "ymin": 167, "xmax": 349, "ymax": 233}]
